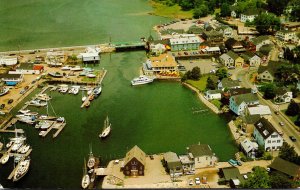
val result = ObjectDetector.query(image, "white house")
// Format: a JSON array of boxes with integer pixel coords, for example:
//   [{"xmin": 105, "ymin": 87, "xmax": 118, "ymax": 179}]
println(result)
[
  {"xmin": 274, "ymin": 87, "xmax": 293, "ymax": 104},
  {"xmin": 220, "ymin": 53, "xmax": 234, "ymax": 68},
  {"xmin": 187, "ymin": 144, "xmax": 217, "ymax": 169},
  {"xmin": 240, "ymin": 138, "xmax": 258, "ymax": 158},
  {"xmin": 240, "ymin": 9, "xmax": 260, "ymax": 23},
  {"xmin": 149, "ymin": 43, "xmax": 166, "ymax": 55},
  {"xmin": 241, "ymin": 51, "xmax": 261, "ymax": 67},
  {"xmin": 78, "ymin": 47, "xmax": 100, "ymax": 63},
  {"xmin": 276, "ymin": 30, "xmax": 297, "ymax": 42},
  {"xmin": 204, "ymin": 90, "xmax": 222, "ymax": 100},
  {"xmin": 229, "ymin": 93, "xmax": 259, "ymax": 115},
  {"xmin": 218, "ymin": 78, "xmax": 240, "ymax": 91},
  {"xmin": 0, "ymin": 56, "xmax": 18, "ymax": 66},
  {"xmin": 216, "ymin": 26, "xmax": 233, "ymax": 38},
  {"xmin": 253, "ymin": 117, "xmax": 283, "ymax": 151},
  {"xmin": 251, "ymin": 36, "xmax": 272, "ymax": 51},
  {"xmin": 169, "ymin": 34, "xmax": 202, "ymax": 51}
]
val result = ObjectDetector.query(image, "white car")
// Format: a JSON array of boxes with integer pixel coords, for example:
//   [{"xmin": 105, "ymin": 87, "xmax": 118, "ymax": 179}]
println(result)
[{"xmin": 195, "ymin": 177, "xmax": 201, "ymax": 185}]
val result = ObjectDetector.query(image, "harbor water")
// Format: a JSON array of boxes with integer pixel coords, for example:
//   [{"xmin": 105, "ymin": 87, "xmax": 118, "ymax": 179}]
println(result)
[{"xmin": 0, "ymin": 0, "xmax": 237, "ymax": 188}]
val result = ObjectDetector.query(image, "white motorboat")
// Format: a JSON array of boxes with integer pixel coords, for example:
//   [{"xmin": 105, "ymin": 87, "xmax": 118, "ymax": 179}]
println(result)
[
  {"xmin": 0, "ymin": 183, "xmax": 3, "ymax": 189},
  {"xmin": 131, "ymin": 75, "xmax": 154, "ymax": 86},
  {"xmin": 56, "ymin": 117, "xmax": 65, "ymax": 123},
  {"xmin": 6, "ymin": 141, "xmax": 13, "ymax": 148},
  {"xmin": 20, "ymin": 145, "xmax": 30, "ymax": 154},
  {"xmin": 29, "ymin": 99, "xmax": 47, "ymax": 107},
  {"xmin": 73, "ymin": 87, "xmax": 79, "ymax": 95},
  {"xmin": 87, "ymin": 89, "xmax": 93, "ymax": 95},
  {"xmin": 39, "ymin": 130, "xmax": 46, "ymax": 136},
  {"xmin": 87, "ymin": 153, "xmax": 95, "ymax": 169},
  {"xmin": 11, "ymin": 143, "xmax": 23, "ymax": 152},
  {"xmin": 0, "ymin": 86, "xmax": 9, "ymax": 96},
  {"xmin": 19, "ymin": 109, "xmax": 30, "ymax": 114},
  {"xmin": 36, "ymin": 93, "xmax": 52, "ymax": 101},
  {"xmin": 70, "ymin": 66, "xmax": 83, "ymax": 71},
  {"xmin": 0, "ymin": 153, "xmax": 9, "ymax": 164},
  {"xmin": 17, "ymin": 144, "xmax": 26, "ymax": 153},
  {"xmin": 93, "ymin": 86, "xmax": 102, "ymax": 96},
  {"xmin": 86, "ymin": 73, "xmax": 96, "ymax": 78},
  {"xmin": 13, "ymin": 157, "xmax": 30, "ymax": 182},
  {"xmin": 48, "ymin": 72, "xmax": 63, "ymax": 78},
  {"xmin": 61, "ymin": 65, "xmax": 71, "ymax": 70},
  {"xmin": 99, "ymin": 116, "xmax": 111, "ymax": 138},
  {"xmin": 38, "ymin": 120, "xmax": 53, "ymax": 130},
  {"xmin": 17, "ymin": 115, "xmax": 36, "ymax": 124}
]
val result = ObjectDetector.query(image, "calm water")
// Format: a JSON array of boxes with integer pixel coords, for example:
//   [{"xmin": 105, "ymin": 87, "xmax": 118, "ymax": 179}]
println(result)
[{"xmin": 0, "ymin": 0, "xmax": 237, "ymax": 188}]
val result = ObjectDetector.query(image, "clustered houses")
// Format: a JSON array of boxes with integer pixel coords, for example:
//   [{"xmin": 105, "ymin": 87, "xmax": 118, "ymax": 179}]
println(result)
[
  {"xmin": 240, "ymin": 9, "xmax": 261, "ymax": 23},
  {"xmin": 240, "ymin": 51, "xmax": 261, "ymax": 67},
  {"xmin": 275, "ymin": 29, "xmax": 298, "ymax": 42},
  {"xmin": 229, "ymin": 93, "xmax": 259, "ymax": 115}
]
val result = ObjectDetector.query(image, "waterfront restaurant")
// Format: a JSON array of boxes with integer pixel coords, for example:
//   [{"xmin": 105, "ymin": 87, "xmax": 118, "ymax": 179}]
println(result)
[{"xmin": 143, "ymin": 53, "xmax": 178, "ymax": 75}]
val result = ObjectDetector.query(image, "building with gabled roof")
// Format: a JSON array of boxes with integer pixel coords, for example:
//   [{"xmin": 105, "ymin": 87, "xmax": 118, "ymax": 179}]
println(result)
[
  {"xmin": 240, "ymin": 9, "xmax": 261, "ymax": 23},
  {"xmin": 274, "ymin": 87, "xmax": 293, "ymax": 104},
  {"xmin": 240, "ymin": 138, "xmax": 258, "ymax": 158},
  {"xmin": 225, "ymin": 38, "xmax": 246, "ymax": 53},
  {"xmin": 227, "ymin": 50, "xmax": 244, "ymax": 67},
  {"xmin": 123, "ymin": 145, "xmax": 146, "ymax": 176},
  {"xmin": 163, "ymin": 152, "xmax": 183, "ymax": 176},
  {"xmin": 253, "ymin": 117, "xmax": 283, "ymax": 151},
  {"xmin": 229, "ymin": 93, "xmax": 259, "ymax": 115},
  {"xmin": 250, "ymin": 36, "xmax": 272, "ymax": 51},
  {"xmin": 269, "ymin": 157, "xmax": 300, "ymax": 180},
  {"xmin": 218, "ymin": 78, "xmax": 241, "ymax": 91},
  {"xmin": 187, "ymin": 144, "xmax": 217, "ymax": 169},
  {"xmin": 257, "ymin": 61, "xmax": 290, "ymax": 82},
  {"xmin": 241, "ymin": 51, "xmax": 261, "ymax": 67}
]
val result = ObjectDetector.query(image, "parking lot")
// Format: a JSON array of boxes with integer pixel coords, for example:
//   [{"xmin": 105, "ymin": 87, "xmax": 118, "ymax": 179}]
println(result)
[{"xmin": 178, "ymin": 58, "xmax": 221, "ymax": 74}]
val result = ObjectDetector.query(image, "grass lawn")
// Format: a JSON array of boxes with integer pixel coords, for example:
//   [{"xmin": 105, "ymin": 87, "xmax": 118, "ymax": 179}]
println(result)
[
  {"xmin": 211, "ymin": 99, "xmax": 222, "ymax": 109},
  {"xmin": 149, "ymin": 1, "xmax": 193, "ymax": 19},
  {"xmin": 186, "ymin": 75, "xmax": 209, "ymax": 92}
]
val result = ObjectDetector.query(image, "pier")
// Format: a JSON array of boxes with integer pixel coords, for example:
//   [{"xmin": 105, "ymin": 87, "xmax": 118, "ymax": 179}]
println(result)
[
  {"xmin": 112, "ymin": 41, "xmax": 145, "ymax": 52},
  {"xmin": 40, "ymin": 121, "xmax": 66, "ymax": 138},
  {"xmin": 0, "ymin": 128, "xmax": 24, "ymax": 134}
]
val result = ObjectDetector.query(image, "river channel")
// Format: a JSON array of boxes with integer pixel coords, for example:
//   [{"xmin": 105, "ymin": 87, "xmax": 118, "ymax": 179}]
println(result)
[{"xmin": 0, "ymin": 0, "xmax": 237, "ymax": 188}]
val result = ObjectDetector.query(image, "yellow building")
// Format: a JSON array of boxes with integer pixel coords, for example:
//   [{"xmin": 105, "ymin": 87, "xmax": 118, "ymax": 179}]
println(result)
[{"xmin": 143, "ymin": 53, "xmax": 178, "ymax": 75}]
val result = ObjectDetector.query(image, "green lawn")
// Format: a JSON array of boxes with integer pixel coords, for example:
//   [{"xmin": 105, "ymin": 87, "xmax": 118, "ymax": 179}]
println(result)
[
  {"xmin": 149, "ymin": 1, "xmax": 193, "ymax": 19},
  {"xmin": 211, "ymin": 99, "xmax": 222, "ymax": 109},
  {"xmin": 186, "ymin": 75, "xmax": 209, "ymax": 92}
]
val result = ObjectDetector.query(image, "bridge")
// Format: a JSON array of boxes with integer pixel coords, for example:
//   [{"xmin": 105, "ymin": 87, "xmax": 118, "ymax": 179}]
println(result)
[{"xmin": 112, "ymin": 41, "xmax": 146, "ymax": 51}]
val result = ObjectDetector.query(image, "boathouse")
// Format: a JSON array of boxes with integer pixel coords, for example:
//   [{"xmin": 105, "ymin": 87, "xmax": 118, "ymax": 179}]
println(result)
[
  {"xmin": 0, "ymin": 73, "xmax": 23, "ymax": 86},
  {"xmin": 122, "ymin": 145, "xmax": 146, "ymax": 176}
]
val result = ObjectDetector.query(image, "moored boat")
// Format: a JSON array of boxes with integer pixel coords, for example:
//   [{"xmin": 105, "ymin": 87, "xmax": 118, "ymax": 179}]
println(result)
[
  {"xmin": 0, "ymin": 86, "xmax": 9, "ymax": 96},
  {"xmin": 19, "ymin": 109, "xmax": 30, "ymax": 114},
  {"xmin": 0, "ymin": 153, "xmax": 9, "ymax": 164},
  {"xmin": 99, "ymin": 116, "xmax": 111, "ymax": 138},
  {"xmin": 81, "ymin": 158, "xmax": 90, "ymax": 189},
  {"xmin": 87, "ymin": 145, "xmax": 95, "ymax": 169},
  {"xmin": 48, "ymin": 72, "xmax": 63, "ymax": 78},
  {"xmin": 29, "ymin": 99, "xmax": 47, "ymax": 107},
  {"xmin": 70, "ymin": 66, "xmax": 83, "ymax": 71},
  {"xmin": 20, "ymin": 145, "xmax": 30, "ymax": 154},
  {"xmin": 86, "ymin": 73, "xmax": 96, "ymax": 78},
  {"xmin": 13, "ymin": 157, "xmax": 30, "ymax": 182},
  {"xmin": 131, "ymin": 75, "xmax": 154, "ymax": 86}
]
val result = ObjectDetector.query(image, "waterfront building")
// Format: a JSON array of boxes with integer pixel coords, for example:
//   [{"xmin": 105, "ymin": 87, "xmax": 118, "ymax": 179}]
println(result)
[
  {"xmin": 162, "ymin": 152, "xmax": 183, "ymax": 177},
  {"xmin": 204, "ymin": 90, "xmax": 222, "ymax": 100},
  {"xmin": 240, "ymin": 138, "xmax": 258, "ymax": 158},
  {"xmin": 186, "ymin": 144, "xmax": 217, "ymax": 169},
  {"xmin": 78, "ymin": 47, "xmax": 101, "ymax": 63},
  {"xmin": 0, "ymin": 56, "xmax": 18, "ymax": 66},
  {"xmin": 250, "ymin": 36, "xmax": 272, "ymax": 51},
  {"xmin": 253, "ymin": 117, "xmax": 283, "ymax": 151},
  {"xmin": 240, "ymin": 9, "xmax": 260, "ymax": 23},
  {"xmin": 9, "ymin": 63, "xmax": 43, "ymax": 75},
  {"xmin": 218, "ymin": 78, "xmax": 241, "ymax": 91},
  {"xmin": 240, "ymin": 51, "xmax": 261, "ymax": 67},
  {"xmin": 229, "ymin": 93, "xmax": 259, "ymax": 115},
  {"xmin": 142, "ymin": 53, "xmax": 178, "ymax": 75},
  {"xmin": 269, "ymin": 157, "xmax": 300, "ymax": 180},
  {"xmin": 122, "ymin": 145, "xmax": 146, "ymax": 176},
  {"xmin": 274, "ymin": 87, "xmax": 293, "ymax": 104},
  {"xmin": 149, "ymin": 40, "xmax": 169, "ymax": 56},
  {"xmin": 169, "ymin": 34, "xmax": 202, "ymax": 51},
  {"xmin": 0, "ymin": 73, "xmax": 24, "ymax": 86}
]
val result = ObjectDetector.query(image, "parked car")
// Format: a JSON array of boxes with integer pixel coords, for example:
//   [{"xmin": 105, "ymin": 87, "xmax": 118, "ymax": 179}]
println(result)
[
  {"xmin": 228, "ymin": 159, "xmax": 238, "ymax": 166},
  {"xmin": 8, "ymin": 99, "xmax": 13, "ymax": 104},
  {"xmin": 0, "ymin": 104, "xmax": 5, "ymax": 109},
  {"xmin": 290, "ymin": 136, "xmax": 297, "ymax": 142},
  {"xmin": 184, "ymin": 52, "xmax": 188, "ymax": 55},
  {"xmin": 279, "ymin": 122, "xmax": 284, "ymax": 126},
  {"xmin": 274, "ymin": 111, "xmax": 279, "ymax": 115},
  {"xmin": 195, "ymin": 177, "xmax": 201, "ymax": 185},
  {"xmin": 237, "ymin": 160, "xmax": 242, "ymax": 166},
  {"xmin": 189, "ymin": 179, "xmax": 194, "ymax": 186}
]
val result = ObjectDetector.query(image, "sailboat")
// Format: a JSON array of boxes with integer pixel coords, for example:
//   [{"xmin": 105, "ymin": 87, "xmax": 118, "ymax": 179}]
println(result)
[
  {"xmin": 87, "ymin": 144, "xmax": 95, "ymax": 169},
  {"xmin": 99, "ymin": 116, "xmax": 111, "ymax": 138},
  {"xmin": 13, "ymin": 157, "xmax": 30, "ymax": 182},
  {"xmin": 81, "ymin": 158, "xmax": 90, "ymax": 189},
  {"xmin": 0, "ymin": 153, "xmax": 9, "ymax": 164},
  {"xmin": 82, "ymin": 90, "xmax": 87, "ymax": 102}
]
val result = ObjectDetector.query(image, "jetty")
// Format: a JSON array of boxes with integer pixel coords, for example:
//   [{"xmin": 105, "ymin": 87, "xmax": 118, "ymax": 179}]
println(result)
[
  {"xmin": 0, "ymin": 128, "xmax": 24, "ymax": 134},
  {"xmin": 0, "ymin": 118, "xmax": 18, "ymax": 130},
  {"xmin": 40, "ymin": 121, "xmax": 66, "ymax": 138},
  {"xmin": 7, "ymin": 148, "xmax": 32, "ymax": 180}
]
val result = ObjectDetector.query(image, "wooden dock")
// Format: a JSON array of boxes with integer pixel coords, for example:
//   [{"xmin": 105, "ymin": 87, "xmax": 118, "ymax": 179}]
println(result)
[
  {"xmin": 1, "ymin": 118, "xmax": 18, "ymax": 130},
  {"xmin": 0, "ymin": 128, "xmax": 24, "ymax": 134},
  {"xmin": 7, "ymin": 148, "xmax": 32, "ymax": 180},
  {"xmin": 40, "ymin": 121, "xmax": 66, "ymax": 138},
  {"xmin": 52, "ymin": 122, "xmax": 66, "ymax": 138}
]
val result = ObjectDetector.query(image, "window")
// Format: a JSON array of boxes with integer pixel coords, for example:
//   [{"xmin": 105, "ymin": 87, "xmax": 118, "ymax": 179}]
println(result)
[
  {"xmin": 268, "ymin": 140, "xmax": 271, "ymax": 143},
  {"xmin": 271, "ymin": 135, "xmax": 278, "ymax": 138},
  {"xmin": 277, "ymin": 140, "xmax": 281, "ymax": 143}
]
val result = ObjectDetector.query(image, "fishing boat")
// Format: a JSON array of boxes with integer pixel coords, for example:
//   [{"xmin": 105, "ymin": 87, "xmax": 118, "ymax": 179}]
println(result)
[
  {"xmin": 20, "ymin": 145, "xmax": 30, "ymax": 154},
  {"xmin": 81, "ymin": 158, "xmax": 90, "ymax": 189},
  {"xmin": 87, "ymin": 145, "xmax": 95, "ymax": 169},
  {"xmin": 48, "ymin": 72, "xmax": 63, "ymax": 78},
  {"xmin": 99, "ymin": 116, "xmax": 111, "ymax": 138},
  {"xmin": 86, "ymin": 73, "xmax": 96, "ymax": 78},
  {"xmin": 13, "ymin": 157, "xmax": 30, "ymax": 182},
  {"xmin": 36, "ymin": 93, "xmax": 52, "ymax": 101},
  {"xmin": 131, "ymin": 75, "xmax": 154, "ymax": 86},
  {"xmin": 0, "ymin": 86, "xmax": 9, "ymax": 96},
  {"xmin": 19, "ymin": 109, "xmax": 30, "ymax": 114},
  {"xmin": 29, "ymin": 99, "xmax": 47, "ymax": 107},
  {"xmin": 61, "ymin": 65, "xmax": 71, "ymax": 70},
  {"xmin": 70, "ymin": 66, "xmax": 83, "ymax": 71},
  {"xmin": 0, "ymin": 153, "xmax": 9, "ymax": 164},
  {"xmin": 93, "ymin": 85, "xmax": 102, "ymax": 96}
]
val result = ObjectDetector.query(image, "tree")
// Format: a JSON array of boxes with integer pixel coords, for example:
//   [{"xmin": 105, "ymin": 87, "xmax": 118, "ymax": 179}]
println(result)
[
  {"xmin": 178, "ymin": 0, "xmax": 194, "ymax": 10},
  {"xmin": 241, "ymin": 166, "xmax": 271, "ymax": 188},
  {"xmin": 220, "ymin": 3, "xmax": 231, "ymax": 17},
  {"xmin": 254, "ymin": 12, "xmax": 281, "ymax": 34},
  {"xmin": 216, "ymin": 67, "xmax": 228, "ymax": 80},
  {"xmin": 256, "ymin": 145, "xmax": 265, "ymax": 158},
  {"xmin": 190, "ymin": 66, "xmax": 201, "ymax": 80},
  {"xmin": 291, "ymin": 86, "xmax": 299, "ymax": 98},
  {"xmin": 286, "ymin": 100, "xmax": 300, "ymax": 116},
  {"xmin": 193, "ymin": 4, "xmax": 209, "ymax": 18},
  {"xmin": 206, "ymin": 77, "xmax": 217, "ymax": 90},
  {"xmin": 262, "ymin": 83, "xmax": 276, "ymax": 99},
  {"xmin": 270, "ymin": 172, "xmax": 293, "ymax": 188},
  {"xmin": 279, "ymin": 142, "xmax": 300, "ymax": 164},
  {"xmin": 267, "ymin": 0, "xmax": 290, "ymax": 15}
]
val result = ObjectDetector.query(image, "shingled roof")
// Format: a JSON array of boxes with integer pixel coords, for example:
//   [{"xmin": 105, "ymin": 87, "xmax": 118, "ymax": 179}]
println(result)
[
  {"xmin": 227, "ymin": 50, "xmax": 240, "ymax": 60},
  {"xmin": 257, "ymin": 61, "xmax": 289, "ymax": 75},
  {"xmin": 254, "ymin": 117, "xmax": 278, "ymax": 139},
  {"xmin": 240, "ymin": 51, "xmax": 256, "ymax": 61},
  {"xmin": 232, "ymin": 93, "xmax": 259, "ymax": 106},
  {"xmin": 188, "ymin": 144, "xmax": 214, "ymax": 157},
  {"xmin": 220, "ymin": 78, "xmax": 240, "ymax": 88},
  {"xmin": 251, "ymin": 36, "xmax": 270, "ymax": 45},
  {"xmin": 124, "ymin": 145, "xmax": 146, "ymax": 166},
  {"xmin": 275, "ymin": 87, "xmax": 289, "ymax": 96},
  {"xmin": 269, "ymin": 157, "xmax": 300, "ymax": 177}
]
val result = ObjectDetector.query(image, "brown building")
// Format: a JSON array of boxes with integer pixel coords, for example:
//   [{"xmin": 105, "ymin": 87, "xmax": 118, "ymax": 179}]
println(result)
[{"xmin": 123, "ymin": 145, "xmax": 146, "ymax": 176}]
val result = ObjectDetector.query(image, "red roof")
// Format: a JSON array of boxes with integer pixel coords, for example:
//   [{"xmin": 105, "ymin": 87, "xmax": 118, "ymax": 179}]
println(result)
[{"xmin": 33, "ymin": 65, "xmax": 44, "ymax": 70}]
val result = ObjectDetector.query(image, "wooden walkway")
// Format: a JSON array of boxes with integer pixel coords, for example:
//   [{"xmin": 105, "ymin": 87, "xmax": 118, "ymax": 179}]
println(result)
[
  {"xmin": 40, "ymin": 121, "xmax": 66, "ymax": 138},
  {"xmin": 7, "ymin": 148, "xmax": 32, "ymax": 180},
  {"xmin": 0, "ymin": 128, "xmax": 24, "ymax": 134},
  {"xmin": 1, "ymin": 118, "xmax": 18, "ymax": 130}
]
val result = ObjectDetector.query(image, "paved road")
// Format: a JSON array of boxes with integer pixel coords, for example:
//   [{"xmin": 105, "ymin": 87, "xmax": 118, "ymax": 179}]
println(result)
[{"xmin": 235, "ymin": 68, "xmax": 300, "ymax": 154}]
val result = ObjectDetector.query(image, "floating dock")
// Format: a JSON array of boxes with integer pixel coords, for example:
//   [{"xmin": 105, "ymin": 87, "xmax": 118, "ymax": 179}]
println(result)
[{"xmin": 40, "ymin": 121, "xmax": 66, "ymax": 138}]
